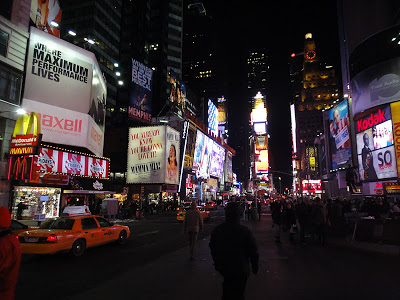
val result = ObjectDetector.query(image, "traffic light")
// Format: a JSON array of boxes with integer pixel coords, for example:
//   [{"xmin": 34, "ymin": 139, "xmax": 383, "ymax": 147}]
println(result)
[{"xmin": 141, "ymin": 186, "xmax": 145, "ymax": 194}]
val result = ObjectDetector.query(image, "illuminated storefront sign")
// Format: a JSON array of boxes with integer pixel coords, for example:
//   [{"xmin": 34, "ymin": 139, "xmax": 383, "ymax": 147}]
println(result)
[
  {"xmin": 302, "ymin": 179, "xmax": 321, "ymax": 194},
  {"xmin": 208, "ymin": 99, "xmax": 218, "ymax": 136},
  {"xmin": 9, "ymin": 112, "xmax": 42, "ymax": 156},
  {"xmin": 390, "ymin": 101, "xmax": 400, "ymax": 177}
]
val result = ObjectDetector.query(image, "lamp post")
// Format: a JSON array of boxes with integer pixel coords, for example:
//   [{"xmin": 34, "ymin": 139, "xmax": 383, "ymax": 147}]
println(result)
[{"xmin": 278, "ymin": 177, "xmax": 282, "ymax": 195}]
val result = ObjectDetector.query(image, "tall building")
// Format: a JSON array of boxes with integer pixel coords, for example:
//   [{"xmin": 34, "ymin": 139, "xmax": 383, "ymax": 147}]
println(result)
[
  {"xmin": 59, "ymin": 0, "xmax": 122, "ymax": 123},
  {"xmin": 292, "ymin": 33, "xmax": 340, "ymax": 192},
  {"xmin": 0, "ymin": 0, "xmax": 31, "ymax": 207},
  {"xmin": 247, "ymin": 48, "xmax": 269, "ymax": 101}
]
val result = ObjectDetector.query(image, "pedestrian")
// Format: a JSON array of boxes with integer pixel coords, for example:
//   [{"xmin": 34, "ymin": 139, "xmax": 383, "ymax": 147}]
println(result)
[
  {"xmin": 311, "ymin": 197, "xmax": 329, "ymax": 246},
  {"xmin": 285, "ymin": 202, "xmax": 297, "ymax": 243},
  {"xmin": 183, "ymin": 201, "xmax": 203, "ymax": 260},
  {"xmin": 209, "ymin": 202, "xmax": 259, "ymax": 300},
  {"xmin": 295, "ymin": 198, "xmax": 308, "ymax": 246},
  {"xmin": 272, "ymin": 202, "xmax": 284, "ymax": 243},
  {"xmin": 0, "ymin": 206, "xmax": 22, "ymax": 300},
  {"xmin": 257, "ymin": 199, "xmax": 262, "ymax": 220}
]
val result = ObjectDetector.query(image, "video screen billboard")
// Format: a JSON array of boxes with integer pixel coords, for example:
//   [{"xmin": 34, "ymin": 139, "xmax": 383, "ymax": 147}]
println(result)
[
  {"xmin": 327, "ymin": 99, "xmax": 352, "ymax": 169},
  {"xmin": 183, "ymin": 125, "xmax": 197, "ymax": 170},
  {"xmin": 128, "ymin": 58, "xmax": 153, "ymax": 123},
  {"xmin": 30, "ymin": 0, "xmax": 62, "ymax": 37},
  {"xmin": 208, "ymin": 99, "xmax": 218, "ymax": 136},
  {"xmin": 209, "ymin": 141, "xmax": 225, "ymax": 178},
  {"xmin": 256, "ymin": 149, "xmax": 269, "ymax": 173},
  {"xmin": 355, "ymin": 105, "xmax": 397, "ymax": 181},
  {"xmin": 302, "ymin": 180, "xmax": 322, "ymax": 194},
  {"xmin": 225, "ymin": 151, "xmax": 233, "ymax": 183},
  {"xmin": 169, "ymin": 69, "xmax": 186, "ymax": 116},
  {"xmin": 193, "ymin": 130, "xmax": 212, "ymax": 179}
]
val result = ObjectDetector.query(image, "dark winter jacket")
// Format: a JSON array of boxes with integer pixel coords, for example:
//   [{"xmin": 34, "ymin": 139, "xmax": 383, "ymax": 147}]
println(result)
[{"xmin": 209, "ymin": 222, "xmax": 259, "ymax": 277}]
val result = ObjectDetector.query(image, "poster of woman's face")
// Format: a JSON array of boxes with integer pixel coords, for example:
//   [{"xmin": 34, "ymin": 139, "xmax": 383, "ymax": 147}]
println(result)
[{"xmin": 165, "ymin": 127, "xmax": 180, "ymax": 185}]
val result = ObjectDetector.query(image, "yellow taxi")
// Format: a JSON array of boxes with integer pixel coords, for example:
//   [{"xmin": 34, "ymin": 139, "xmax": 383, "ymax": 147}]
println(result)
[
  {"xmin": 17, "ymin": 215, "xmax": 130, "ymax": 256},
  {"xmin": 204, "ymin": 200, "xmax": 216, "ymax": 210},
  {"xmin": 176, "ymin": 205, "xmax": 210, "ymax": 222},
  {"xmin": 11, "ymin": 219, "xmax": 37, "ymax": 235}
]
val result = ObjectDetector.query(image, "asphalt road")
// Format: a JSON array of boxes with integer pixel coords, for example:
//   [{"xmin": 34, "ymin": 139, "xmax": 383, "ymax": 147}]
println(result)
[
  {"xmin": 14, "ymin": 205, "xmax": 400, "ymax": 300},
  {"xmin": 15, "ymin": 206, "xmax": 225, "ymax": 300}
]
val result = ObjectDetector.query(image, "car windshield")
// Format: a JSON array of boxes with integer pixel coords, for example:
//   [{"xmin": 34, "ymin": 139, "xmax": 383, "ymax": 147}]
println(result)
[{"xmin": 39, "ymin": 218, "xmax": 75, "ymax": 230}]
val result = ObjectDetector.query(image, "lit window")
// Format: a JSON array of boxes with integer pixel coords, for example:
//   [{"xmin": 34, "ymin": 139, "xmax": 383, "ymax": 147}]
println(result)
[{"xmin": 0, "ymin": 30, "xmax": 9, "ymax": 57}]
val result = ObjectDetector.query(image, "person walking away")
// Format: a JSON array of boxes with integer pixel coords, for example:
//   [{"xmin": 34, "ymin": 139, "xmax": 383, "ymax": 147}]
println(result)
[
  {"xmin": 295, "ymin": 198, "xmax": 308, "ymax": 246},
  {"xmin": 346, "ymin": 164, "xmax": 358, "ymax": 194},
  {"xmin": 209, "ymin": 202, "xmax": 259, "ymax": 300},
  {"xmin": 311, "ymin": 198, "xmax": 329, "ymax": 246},
  {"xmin": 285, "ymin": 202, "xmax": 297, "ymax": 243},
  {"xmin": 272, "ymin": 202, "xmax": 284, "ymax": 243},
  {"xmin": 257, "ymin": 199, "xmax": 262, "ymax": 220},
  {"xmin": 183, "ymin": 202, "xmax": 203, "ymax": 260},
  {"xmin": 0, "ymin": 206, "xmax": 22, "ymax": 300}
]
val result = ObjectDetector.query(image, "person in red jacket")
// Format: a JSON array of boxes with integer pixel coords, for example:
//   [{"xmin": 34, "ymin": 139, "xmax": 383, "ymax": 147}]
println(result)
[{"xmin": 0, "ymin": 206, "xmax": 21, "ymax": 300}]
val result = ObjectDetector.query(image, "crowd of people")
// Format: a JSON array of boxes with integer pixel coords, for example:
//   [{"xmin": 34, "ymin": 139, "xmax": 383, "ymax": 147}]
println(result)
[{"xmin": 269, "ymin": 195, "xmax": 400, "ymax": 246}]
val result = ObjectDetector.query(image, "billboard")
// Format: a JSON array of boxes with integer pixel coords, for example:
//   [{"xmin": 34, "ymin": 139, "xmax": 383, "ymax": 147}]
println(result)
[
  {"xmin": 33, "ymin": 147, "xmax": 109, "ymax": 178},
  {"xmin": 256, "ymin": 150, "xmax": 269, "ymax": 173},
  {"xmin": 327, "ymin": 99, "xmax": 352, "ymax": 170},
  {"xmin": 225, "ymin": 151, "xmax": 233, "ymax": 183},
  {"xmin": 128, "ymin": 58, "xmax": 153, "ymax": 123},
  {"xmin": 209, "ymin": 141, "xmax": 225, "ymax": 178},
  {"xmin": 193, "ymin": 130, "xmax": 212, "ymax": 179},
  {"xmin": 390, "ymin": 101, "xmax": 400, "ymax": 177},
  {"xmin": 255, "ymin": 136, "xmax": 268, "ymax": 150},
  {"xmin": 169, "ymin": 69, "xmax": 186, "ymax": 116},
  {"xmin": 23, "ymin": 27, "xmax": 106, "ymax": 156},
  {"xmin": 355, "ymin": 105, "xmax": 397, "ymax": 181},
  {"xmin": 127, "ymin": 125, "xmax": 180, "ymax": 184},
  {"xmin": 351, "ymin": 57, "xmax": 400, "ymax": 116},
  {"xmin": 302, "ymin": 180, "xmax": 322, "ymax": 194},
  {"xmin": 30, "ymin": 0, "xmax": 62, "ymax": 37},
  {"xmin": 208, "ymin": 99, "xmax": 218, "ymax": 136},
  {"xmin": 183, "ymin": 125, "xmax": 197, "ymax": 170}
]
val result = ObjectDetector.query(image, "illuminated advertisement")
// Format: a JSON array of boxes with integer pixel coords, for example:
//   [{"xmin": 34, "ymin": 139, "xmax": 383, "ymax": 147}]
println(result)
[
  {"xmin": 217, "ymin": 97, "xmax": 227, "ymax": 141},
  {"xmin": 302, "ymin": 180, "xmax": 322, "ymax": 194},
  {"xmin": 193, "ymin": 130, "xmax": 212, "ymax": 179},
  {"xmin": 351, "ymin": 57, "xmax": 400, "ymax": 116},
  {"xmin": 355, "ymin": 105, "xmax": 397, "ymax": 181},
  {"xmin": 33, "ymin": 147, "xmax": 109, "ymax": 178},
  {"xmin": 169, "ymin": 69, "xmax": 186, "ymax": 116},
  {"xmin": 209, "ymin": 141, "xmax": 225, "ymax": 178},
  {"xmin": 30, "ymin": 0, "xmax": 62, "ymax": 37},
  {"xmin": 225, "ymin": 151, "xmax": 233, "ymax": 183},
  {"xmin": 128, "ymin": 58, "xmax": 153, "ymax": 123},
  {"xmin": 255, "ymin": 136, "xmax": 268, "ymax": 150},
  {"xmin": 390, "ymin": 101, "xmax": 400, "ymax": 177},
  {"xmin": 256, "ymin": 150, "xmax": 269, "ymax": 173},
  {"xmin": 184, "ymin": 125, "xmax": 197, "ymax": 170},
  {"xmin": 23, "ymin": 27, "xmax": 106, "ymax": 156},
  {"xmin": 127, "ymin": 125, "xmax": 180, "ymax": 184},
  {"xmin": 327, "ymin": 99, "xmax": 352, "ymax": 169},
  {"xmin": 208, "ymin": 99, "xmax": 218, "ymax": 136}
]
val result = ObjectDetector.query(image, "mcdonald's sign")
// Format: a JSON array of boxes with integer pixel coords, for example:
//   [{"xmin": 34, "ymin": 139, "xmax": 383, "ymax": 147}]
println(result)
[{"xmin": 9, "ymin": 112, "xmax": 42, "ymax": 156}]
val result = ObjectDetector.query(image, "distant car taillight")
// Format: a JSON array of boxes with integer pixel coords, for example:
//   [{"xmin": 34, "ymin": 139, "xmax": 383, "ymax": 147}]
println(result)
[{"xmin": 47, "ymin": 234, "xmax": 58, "ymax": 243}]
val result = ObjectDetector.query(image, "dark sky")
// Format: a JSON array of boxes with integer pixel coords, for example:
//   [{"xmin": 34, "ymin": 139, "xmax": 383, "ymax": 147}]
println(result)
[{"xmin": 203, "ymin": 1, "xmax": 341, "ymax": 187}]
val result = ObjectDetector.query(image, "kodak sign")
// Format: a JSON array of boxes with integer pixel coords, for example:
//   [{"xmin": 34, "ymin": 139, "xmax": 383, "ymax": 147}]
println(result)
[
  {"xmin": 390, "ymin": 101, "xmax": 400, "ymax": 177},
  {"xmin": 9, "ymin": 112, "xmax": 42, "ymax": 156},
  {"xmin": 356, "ymin": 109, "xmax": 387, "ymax": 133}
]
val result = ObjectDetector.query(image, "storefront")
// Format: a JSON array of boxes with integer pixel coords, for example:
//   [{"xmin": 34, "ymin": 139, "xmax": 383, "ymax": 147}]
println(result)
[{"xmin": 12, "ymin": 186, "xmax": 61, "ymax": 220}]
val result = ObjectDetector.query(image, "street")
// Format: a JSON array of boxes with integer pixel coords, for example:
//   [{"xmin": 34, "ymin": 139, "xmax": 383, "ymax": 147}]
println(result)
[{"xmin": 15, "ymin": 205, "xmax": 400, "ymax": 300}]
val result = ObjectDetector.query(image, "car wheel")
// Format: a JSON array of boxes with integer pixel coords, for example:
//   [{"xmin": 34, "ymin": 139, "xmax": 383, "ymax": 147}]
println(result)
[
  {"xmin": 117, "ymin": 230, "xmax": 127, "ymax": 245},
  {"xmin": 71, "ymin": 239, "xmax": 86, "ymax": 257}
]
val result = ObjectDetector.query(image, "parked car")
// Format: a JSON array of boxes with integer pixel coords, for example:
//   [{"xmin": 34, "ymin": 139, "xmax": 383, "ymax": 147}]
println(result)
[
  {"xmin": 17, "ymin": 215, "xmax": 130, "ymax": 256},
  {"xmin": 176, "ymin": 205, "xmax": 210, "ymax": 222}
]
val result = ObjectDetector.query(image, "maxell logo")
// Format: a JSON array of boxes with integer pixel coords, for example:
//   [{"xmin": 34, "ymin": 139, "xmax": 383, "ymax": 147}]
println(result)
[
  {"xmin": 357, "ymin": 109, "xmax": 386, "ymax": 132},
  {"xmin": 34, "ymin": 112, "xmax": 82, "ymax": 132}
]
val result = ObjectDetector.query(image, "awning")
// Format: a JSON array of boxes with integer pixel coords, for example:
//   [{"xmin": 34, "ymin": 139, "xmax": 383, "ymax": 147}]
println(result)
[{"xmin": 63, "ymin": 190, "xmax": 116, "ymax": 194}]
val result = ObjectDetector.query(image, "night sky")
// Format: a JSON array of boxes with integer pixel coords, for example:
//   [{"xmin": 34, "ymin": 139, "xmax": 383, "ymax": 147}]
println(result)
[{"xmin": 203, "ymin": 1, "xmax": 341, "ymax": 188}]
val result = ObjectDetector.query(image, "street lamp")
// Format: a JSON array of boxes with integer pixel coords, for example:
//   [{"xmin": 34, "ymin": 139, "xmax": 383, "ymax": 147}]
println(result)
[{"xmin": 278, "ymin": 177, "xmax": 282, "ymax": 195}]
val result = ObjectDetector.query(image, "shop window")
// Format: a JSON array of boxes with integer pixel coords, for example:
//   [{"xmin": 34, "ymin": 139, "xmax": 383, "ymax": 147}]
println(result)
[
  {"xmin": 0, "ymin": 30, "xmax": 8, "ymax": 56},
  {"xmin": 81, "ymin": 217, "xmax": 98, "ymax": 230},
  {"xmin": 0, "ymin": 65, "xmax": 22, "ymax": 105}
]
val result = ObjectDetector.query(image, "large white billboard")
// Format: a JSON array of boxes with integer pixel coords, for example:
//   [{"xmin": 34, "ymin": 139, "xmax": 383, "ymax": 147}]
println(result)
[
  {"xmin": 23, "ymin": 99, "xmax": 104, "ymax": 157},
  {"xmin": 23, "ymin": 27, "xmax": 106, "ymax": 155},
  {"xmin": 127, "ymin": 125, "xmax": 180, "ymax": 184}
]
